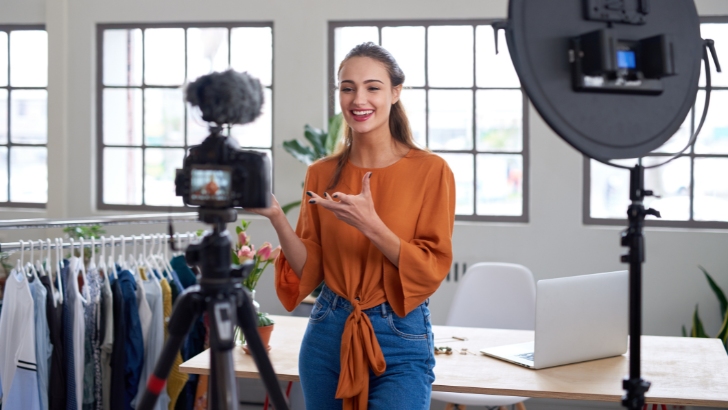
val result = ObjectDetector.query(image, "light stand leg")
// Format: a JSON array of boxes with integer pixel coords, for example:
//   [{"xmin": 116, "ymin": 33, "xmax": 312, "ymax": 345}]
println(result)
[{"xmin": 620, "ymin": 165, "xmax": 659, "ymax": 410}]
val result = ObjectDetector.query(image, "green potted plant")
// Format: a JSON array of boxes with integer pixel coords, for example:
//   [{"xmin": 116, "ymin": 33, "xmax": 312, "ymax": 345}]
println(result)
[
  {"xmin": 682, "ymin": 265, "xmax": 728, "ymax": 353},
  {"xmin": 231, "ymin": 219, "xmax": 281, "ymax": 352}
]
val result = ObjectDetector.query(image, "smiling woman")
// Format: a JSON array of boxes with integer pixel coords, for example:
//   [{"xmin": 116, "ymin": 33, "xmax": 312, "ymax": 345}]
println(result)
[{"xmin": 249, "ymin": 42, "xmax": 456, "ymax": 410}]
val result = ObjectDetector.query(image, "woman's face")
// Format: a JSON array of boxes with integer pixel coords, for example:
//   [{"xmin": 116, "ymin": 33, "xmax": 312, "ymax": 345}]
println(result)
[{"xmin": 338, "ymin": 56, "xmax": 401, "ymax": 136}]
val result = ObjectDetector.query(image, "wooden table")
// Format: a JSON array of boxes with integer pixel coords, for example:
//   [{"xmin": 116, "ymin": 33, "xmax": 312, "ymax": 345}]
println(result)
[{"xmin": 180, "ymin": 315, "xmax": 728, "ymax": 408}]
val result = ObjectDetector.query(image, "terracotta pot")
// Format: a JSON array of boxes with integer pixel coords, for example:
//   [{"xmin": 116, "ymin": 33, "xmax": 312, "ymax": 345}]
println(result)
[{"xmin": 242, "ymin": 324, "xmax": 274, "ymax": 354}]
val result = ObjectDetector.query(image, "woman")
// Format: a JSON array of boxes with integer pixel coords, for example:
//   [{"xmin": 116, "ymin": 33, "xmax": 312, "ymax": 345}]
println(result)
[{"xmin": 251, "ymin": 42, "xmax": 455, "ymax": 409}]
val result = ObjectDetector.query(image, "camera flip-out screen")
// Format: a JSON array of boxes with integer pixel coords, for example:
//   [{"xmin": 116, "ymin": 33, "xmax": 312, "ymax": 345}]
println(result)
[{"xmin": 190, "ymin": 166, "xmax": 232, "ymax": 205}]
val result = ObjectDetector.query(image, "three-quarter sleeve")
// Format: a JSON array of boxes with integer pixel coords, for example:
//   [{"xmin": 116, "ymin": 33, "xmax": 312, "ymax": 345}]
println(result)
[
  {"xmin": 383, "ymin": 162, "xmax": 456, "ymax": 317},
  {"xmin": 274, "ymin": 168, "xmax": 325, "ymax": 311}
]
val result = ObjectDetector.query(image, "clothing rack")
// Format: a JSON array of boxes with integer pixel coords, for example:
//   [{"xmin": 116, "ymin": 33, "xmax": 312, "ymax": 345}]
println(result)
[
  {"xmin": 0, "ymin": 212, "xmax": 200, "ymax": 230},
  {"xmin": 0, "ymin": 232, "xmax": 200, "ymax": 253}
]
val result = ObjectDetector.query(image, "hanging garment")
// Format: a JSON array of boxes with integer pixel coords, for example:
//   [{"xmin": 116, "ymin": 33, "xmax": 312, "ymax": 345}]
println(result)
[
  {"xmin": 117, "ymin": 269, "xmax": 144, "ymax": 410},
  {"xmin": 67, "ymin": 257, "xmax": 87, "ymax": 410},
  {"xmin": 99, "ymin": 273, "xmax": 114, "ymax": 410},
  {"xmin": 62, "ymin": 260, "xmax": 79, "ymax": 410},
  {"xmin": 170, "ymin": 256, "xmax": 196, "ymax": 289},
  {"xmin": 109, "ymin": 275, "xmax": 126, "ymax": 410},
  {"xmin": 82, "ymin": 267, "xmax": 102, "ymax": 410},
  {"xmin": 0, "ymin": 269, "xmax": 41, "ymax": 410},
  {"xmin": 160, "ymin": 278, "xmax": 187, "ymax": 410},
  {"xmin": 30, "ymin": 277, "xmax": 51, "ymax": 410},
  {"xmin": 132, "ymin": 274, "xmax": 169, "ymax": 410},
  {"xmin": 40, "ymin": 274, "xmax": 66, "ymax": 410},
  {"xmin": 136, "ymin": 271, "xmax": 152, "ymax": 351}
]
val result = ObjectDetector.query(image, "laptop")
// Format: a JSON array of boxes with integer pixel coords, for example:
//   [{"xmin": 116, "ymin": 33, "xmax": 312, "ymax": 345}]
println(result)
[{"xmin": 480, "ymin": 270, "xmax": 628, "ymax": 369}]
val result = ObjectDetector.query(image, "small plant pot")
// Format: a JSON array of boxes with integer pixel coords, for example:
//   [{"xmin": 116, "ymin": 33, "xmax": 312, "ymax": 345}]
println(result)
[{"xmin": 242, "ymin": 324, "xmax": 274, "ymax": 354}]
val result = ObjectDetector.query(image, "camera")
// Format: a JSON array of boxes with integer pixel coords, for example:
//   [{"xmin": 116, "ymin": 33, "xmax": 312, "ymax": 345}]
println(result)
[{"xmin": 174, "ymin": 70, "xmax": 271, "ymax": 213}]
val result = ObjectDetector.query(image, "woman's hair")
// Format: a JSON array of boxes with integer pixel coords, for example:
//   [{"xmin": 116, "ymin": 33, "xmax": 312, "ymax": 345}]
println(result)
[{"xmin": 327, "ymin": 42, "xmax": 421, "ymax": 189}]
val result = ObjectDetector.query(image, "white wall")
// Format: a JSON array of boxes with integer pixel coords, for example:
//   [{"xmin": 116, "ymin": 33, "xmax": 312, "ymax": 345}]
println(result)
[{"xmin": 0, "ymin": 0, "xmax": 727, "ymax": 338}]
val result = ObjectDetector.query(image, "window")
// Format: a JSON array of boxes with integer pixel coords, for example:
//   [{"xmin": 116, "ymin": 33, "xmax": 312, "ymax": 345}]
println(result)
[
  {"xmin": 0, "ymin": 26, "xmax": 48, "ymax": 207},
  {"xmin": 586, "ymin": 21, "xmax": 728, "ymax": 228},
  {"xmin": 329, "ymin": 21, "xmax": 528, "ymax": 222},
  {"xmin": 97, "ymin": 23, "xmax": 273, "ymax": 210}
]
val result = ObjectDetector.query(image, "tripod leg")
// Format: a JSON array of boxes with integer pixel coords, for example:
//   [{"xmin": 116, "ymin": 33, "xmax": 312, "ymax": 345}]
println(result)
[
  {"xmin": 236, "ymin": 288, "xmax": 290, "ymax": 410},
  {"xmin": 208, "ymin": 294, "xmax": 239, "ymax": 410},
  {"xmin": 137, "ymin": 288, "xmax": 204, "ymax": 410}
]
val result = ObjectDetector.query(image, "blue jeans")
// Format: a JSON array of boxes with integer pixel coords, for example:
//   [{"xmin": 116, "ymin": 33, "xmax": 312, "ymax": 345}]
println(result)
[{"xmin": 299, "ymin": 284, "xmax": 436, "ymax": 410}]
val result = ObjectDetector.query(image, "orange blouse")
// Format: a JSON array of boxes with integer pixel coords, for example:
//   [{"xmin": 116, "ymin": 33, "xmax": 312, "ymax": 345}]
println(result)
[{"xmin": 275, "ymin": 149, "xmax": 455, "ymax": 410}]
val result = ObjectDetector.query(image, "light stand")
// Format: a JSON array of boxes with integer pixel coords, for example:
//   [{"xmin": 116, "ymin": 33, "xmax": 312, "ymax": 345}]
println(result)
[
  {"xmin": 620, "ymin": 165, "xmax": 660, "ymax": 410},
  {"xmin": 137, "ymin": 209, "xmax": 290, "ymax": 410}
]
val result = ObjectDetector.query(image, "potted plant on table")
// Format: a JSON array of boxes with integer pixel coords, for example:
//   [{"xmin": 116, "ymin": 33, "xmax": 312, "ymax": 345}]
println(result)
[{"xmin": 232, "ymin": 219, "xmax": 281, "ymax": 352}]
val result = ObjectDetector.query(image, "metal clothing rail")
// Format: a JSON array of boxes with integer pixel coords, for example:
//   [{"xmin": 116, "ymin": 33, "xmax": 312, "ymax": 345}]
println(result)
[
  {"xmin": 0, "ymin": 232, "xmax": 200, "ymax": 253},
  {"xmin": 0, "ymin": 212, "xmax": 200, "ymax": 230}
]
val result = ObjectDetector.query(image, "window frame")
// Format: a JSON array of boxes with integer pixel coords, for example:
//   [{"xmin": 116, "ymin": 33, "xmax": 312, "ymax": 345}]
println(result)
[
  {"xmin": 0, "ymin": 24, "xmax": 48, "ymax": 209},
  {"xmin": 583, "ymin": 16, "xmax": 728, "ymax": 230},
  {"xmin": 328, "ymin": 20, "xmax": 530, "ymax": 223},
  {"xmin": 96, "ymin": 22, "xmax": 275, "ymax": 211}
]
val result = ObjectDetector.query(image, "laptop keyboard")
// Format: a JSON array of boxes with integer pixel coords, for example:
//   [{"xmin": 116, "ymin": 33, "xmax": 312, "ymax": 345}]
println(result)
[{"xmin": 516, "ymin": 352, "xmax": 534, "ymax": 362}]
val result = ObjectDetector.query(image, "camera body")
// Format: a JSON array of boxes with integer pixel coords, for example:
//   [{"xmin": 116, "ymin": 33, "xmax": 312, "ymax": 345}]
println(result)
[{"xmin": 175, "ymin": 127, "xmax": 271, "ymax": 210}]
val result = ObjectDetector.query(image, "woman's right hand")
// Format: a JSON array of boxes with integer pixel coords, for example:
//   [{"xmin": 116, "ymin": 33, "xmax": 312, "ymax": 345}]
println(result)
[{"xmin": 245, "ymin": 194, "xmax": 283, "ymax": 221}]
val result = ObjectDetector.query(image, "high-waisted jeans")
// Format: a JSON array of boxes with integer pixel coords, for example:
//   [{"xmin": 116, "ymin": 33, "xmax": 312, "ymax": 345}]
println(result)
[{"xmin": 299, "ymin": 284, "xmax": 436, "ymax": 410}]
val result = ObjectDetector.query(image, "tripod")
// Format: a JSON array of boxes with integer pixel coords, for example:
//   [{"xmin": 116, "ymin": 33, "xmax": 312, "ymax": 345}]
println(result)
[
  {"xmin": 620, "ymin": 165, "xmax": 660, "ymax": 410},
  {"xmin": 137, "ymin": 209, "xmax": 290, "ymax": 410}
]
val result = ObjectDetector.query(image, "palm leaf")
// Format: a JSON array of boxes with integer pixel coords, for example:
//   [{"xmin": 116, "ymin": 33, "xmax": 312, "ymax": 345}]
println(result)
[
  {"xmin": 304, "ymin": 125, "xmax": 327, "ymax": 158},
  {"xmin": 325, "ymin": 113, "xmax": 344, "ymax": 154},
  {"xmin": 682, "ymin": 325, "xmax": 687, "ymax": 337},
  {"xmin": 283, "ymin": 140, "xmax": 316, "ymax": 165},
  {"xmin": 692, "ymin": 305, "xmax": 710, "ymax": 338},
  {"xmin": 281, "ymin": 200, "xmax": 302, "ymax": 215},
  {"xmin": 698, "ymin": 265, "xmax": 727, "ymax": 319},
  {"xmin": 716, "ymin": 310, "xmax": 728, "ymax": 348}
]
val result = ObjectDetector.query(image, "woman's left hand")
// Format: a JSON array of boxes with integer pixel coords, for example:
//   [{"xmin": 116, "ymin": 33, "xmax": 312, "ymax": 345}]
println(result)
[{"xmin": 308, "ymin": 172, "xmax": 381, "ymax": 236}]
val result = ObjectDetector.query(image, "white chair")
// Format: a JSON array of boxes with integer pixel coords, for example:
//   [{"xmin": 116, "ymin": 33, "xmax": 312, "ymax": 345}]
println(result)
[{"xmin": 431, "ymin": 262, "xmax": 536, "ymax": 410}]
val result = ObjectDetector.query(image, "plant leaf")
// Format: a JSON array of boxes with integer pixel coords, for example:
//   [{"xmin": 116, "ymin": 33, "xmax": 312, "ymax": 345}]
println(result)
[
  {"xmin": 282, "ymin": 140, "xmax": 316, "ymax": 165},
  {"xmin": 681, "ymin": 325, "xmax": 687, "ymax": 337},
  {"xmin": 235, "ymin": 226, "xmax": 243, "ymax": 234},
  {"xmin": 698, "ymin": 265, "xmax": 727, "ymax": 319},
  {"xmin": 281, "ymin": 200, "xmax": 302, "ymax": 215},
  {"xmin": 325, "ymin": 113, "xmax": 344, "ymax": 154},
  {"xmin": 692, "ymin": 305, "xmax": 710, "ymax": 338},
  {"xmin": 304, "ymin": 125, "xmax": 327, "ymax": 158},
  {"xmin": 231, "ymin": 249, "xmax": 240, "ymax": 266},
  {"xmin": 717, "ymin": 310, "xmax": 728, "ymax": 346}
]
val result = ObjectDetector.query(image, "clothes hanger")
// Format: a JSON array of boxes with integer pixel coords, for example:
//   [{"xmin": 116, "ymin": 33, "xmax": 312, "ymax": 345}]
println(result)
[
  {"xmin": 35, "ymin": 239, "xmax": 47, "ymax": 277},
  {"xmin": 89, "ymin": 236, "xmax": 97, "ymax": 271},
  {"xmin": 108, "ymin": 236, "xmax": 117, "ymax": 279},
  {"xmin": 77, "ymin": 237, "xmax": 89, "ymax": 303},
  {"xmin": 25, "ymin": 240, "xmax": 40, "ymax": 282},
  {"xmin": 16, "ymin": 240, "xmax": 27, "ymax": 281},
  {"xmin": 118, "ymin": 235, "xmax": 127, "ymax": 271},
  {"xmin": 44, "ymin": 238, "xmax": 57, "ymax": 307},
  {"xmin": 98, "ymin": 236, "xmax": 107, "ymax": 277},
  {"xmin": 55, "ymin": 238, "xmax": 64, "ymax": 304},
  {"xmin": 156, "ymin": 233, "xmax": 172, "ymax": 279}
]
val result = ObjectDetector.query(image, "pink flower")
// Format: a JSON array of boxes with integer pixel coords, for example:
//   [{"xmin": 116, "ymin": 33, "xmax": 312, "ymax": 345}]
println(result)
[
  {"xmin": 237, "ymin": 245, "xmax": 255, "ymax": 262},
  {"xmin": 238, "ymin": 231, "xmax": 249, "ymax": 246},
  {"xmin": 257, "ymin": 242, "xmax": 273, "ymax": 261},
  {"xmin": 269, "ymin": 246, "xmax": 281, "ymax": 261}
]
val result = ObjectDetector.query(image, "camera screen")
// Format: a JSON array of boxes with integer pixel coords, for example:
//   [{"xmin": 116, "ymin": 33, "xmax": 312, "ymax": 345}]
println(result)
[
  {"xmin": 190, "ymin": 167, "xmax": 232, "ymax": 203},
  {"xmin": 617, "ymin": 50, "xmax": 636, "ymax": 69}
]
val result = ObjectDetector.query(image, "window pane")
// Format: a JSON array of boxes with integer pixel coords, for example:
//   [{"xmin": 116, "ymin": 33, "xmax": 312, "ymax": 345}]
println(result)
[
  {"xmin": 231, "ymin": 27, "xmax": 272, "ymax": 87},
  {"xmin": 428, "ymin": 90, "xmax": 472, "ymax": 150},
  {"xmin": 694, "ymin": 90, "xmax": 728, "ymax": 154},
  {"xmin": 103, "ymin": 88, "xmax": 142, "ymax": 145},
  {"xmin": 10, "ymin": 146, "xmax": 46, "ymax": 203},
  {"xmin": 231, "ymin": 87, "xmax": 272, "ymax": 148},
  {"xmin": 652, "ymin": 110, "xmax": 691, "ymax": 154},
  {"xmin": 187, "ymin": 103, "xmax": 210, "ymax": 146},
  {"xmin": 381, "ymin": 26, "xmax": 425, "ymax": 87},
  {"xmin": 145, "ymin": 28, "xmax": 185, "ymax": 86},
  {"xmin": 438, "ymin": 153, "xmax": 473, "ymax": 215},
  {"xmin": 0, "ymin": 89, "xmax": 6, "ymax": 144},
  {"xmin": 187, "ymin": 28, "xmax": 229, "ymax": 82},
  {"xmin": 641, "ymin": 156, "xmax": 691, "ymax": 221},
  {"xmin": 400, "ymin": 89, "xmax": 426, "ymax": 148},
  {"xmin": 0, "ymin": 147, "xmax": 7, "ymax": 201},
  {"xmin": 10, "ymin": 30, "xmax": 47, "ymax": 87},
  {"xmin": 428, "ymin": 26, "xmax": 473, "ymax": 87},
  {"xmin": 694, "ymin": 158, "xmax": 728, "ymax": 222},
  {"xmin": 144, "ymin": 148, "xmax": 185, "ymax": 206},
  {"xmin": 144, "ymin": 88, "xmax": 184, "ymax": 146},
  {"xmin": 477, "ymin": 154, "xmax": 522, "ymax": 216},
  {"xmin": 476, "ymin": 90, "xmax": 522, "ymax": 152},
  {"xmin": 700, "ymin": 24, "xmax": 728, "ymax": 88},
  {"xmin": 333, "ymin": 27, "xmax": 379, "ymax": 77},
  {"xmin": 0, "ymin": 31, "xmax": 7, "ymax": 87},
  {"xmin": 476, "ymin": 25, "xmax": 520, "ymax": 88},
  {"xmin": 589, "ymin": 158, "xmax": 639, "ymax": 219},
  {"xmin": 103, "ymin": 29, "xmax": 142, "ymax": 86},
  {"xmin": 10, "ymin": 89, "xmax": 47, "ymax": 144},
  {"xmin": 103, "ymin": 147, "xmax": 142, "ymax": 205}
]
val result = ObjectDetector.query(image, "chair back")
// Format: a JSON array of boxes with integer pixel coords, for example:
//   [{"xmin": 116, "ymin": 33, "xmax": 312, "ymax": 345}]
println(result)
[{"xmin": 445, "ymin": 262, "xmax": 536, "ymax": 330}]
